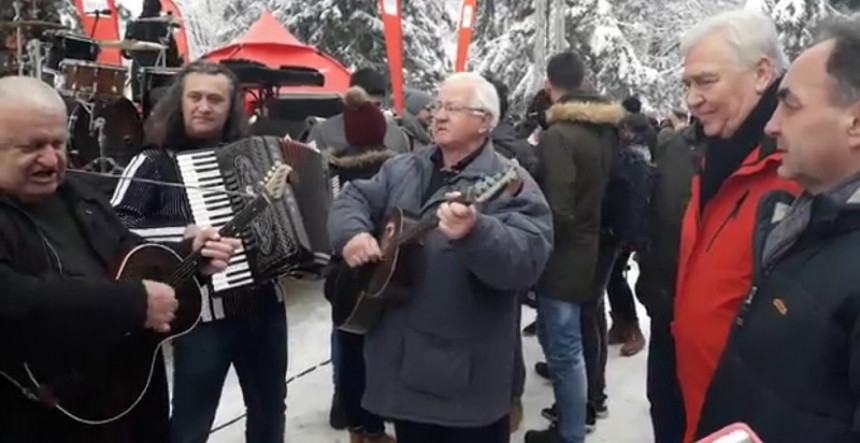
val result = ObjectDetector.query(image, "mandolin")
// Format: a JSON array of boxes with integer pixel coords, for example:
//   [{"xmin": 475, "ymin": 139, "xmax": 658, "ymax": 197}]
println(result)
[
  {"xmin": 10, "ymin": 164, "xmax": 291, "ymax": 425},
  {"xmin": 332, "ymin": 166, "xmax": 523, "ymax": 335}
]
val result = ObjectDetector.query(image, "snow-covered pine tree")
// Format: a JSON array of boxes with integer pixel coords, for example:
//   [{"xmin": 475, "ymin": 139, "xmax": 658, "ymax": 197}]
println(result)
[
  {"xmin": 267, "ymin": 0, "xmax": 452, "ymax": 91},
  {"xmin": 772, "ymin": 0, "xmax": 829, "ymax": 59}
]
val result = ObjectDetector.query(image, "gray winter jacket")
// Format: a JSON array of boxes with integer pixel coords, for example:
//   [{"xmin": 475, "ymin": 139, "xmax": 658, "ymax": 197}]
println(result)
[
  {"xmin": 307, "ymin": 113, "xmax": 411, "ymax": 153},
  {"xmin": 327, "ymin": 142, "xmax": 553, "ymax": 426}
]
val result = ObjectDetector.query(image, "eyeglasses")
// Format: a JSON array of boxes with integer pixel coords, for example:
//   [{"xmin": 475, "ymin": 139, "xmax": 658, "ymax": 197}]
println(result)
[{"xmin": 429, "ymin": 102, "xmax": 487, "ymax": 116}]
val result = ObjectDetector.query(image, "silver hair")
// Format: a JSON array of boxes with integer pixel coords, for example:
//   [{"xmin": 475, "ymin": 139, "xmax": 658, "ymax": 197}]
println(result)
[
  {"xmin": 441, "ymin": 72, "xmax": 500, "ymax": 129},
  {"xmin": 679, "ymin": 9, "xmax": 789, "ymax": 74}
]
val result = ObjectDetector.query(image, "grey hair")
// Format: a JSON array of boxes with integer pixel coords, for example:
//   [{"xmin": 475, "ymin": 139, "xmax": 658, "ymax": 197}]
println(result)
[
  {"xmin": 680, "ymin": 9, "xmax": 789, "ymax": 74},
  {"xmin": 441, "ymin": 72, "xmax": 500, "ymax": 129}
]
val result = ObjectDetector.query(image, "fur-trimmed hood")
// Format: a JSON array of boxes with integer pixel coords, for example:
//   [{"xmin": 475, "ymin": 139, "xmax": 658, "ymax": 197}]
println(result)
[
  {"xmin": 325, "ymin": 148, "xmax": 396, "ymax": 170},
  {"xmin": 546, "ymin": 94, "xmax": 625, "ymax": 127}
]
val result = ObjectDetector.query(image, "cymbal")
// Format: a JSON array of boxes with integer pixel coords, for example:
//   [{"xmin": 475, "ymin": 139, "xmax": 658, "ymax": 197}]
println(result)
[
  {"xmin": 133, "ymin": 16, "xmax": 182, "ymax": 24},
  {"xmin": 98, "ymin": 39, "xmax": 165, "ymax": 51},
  {"xmin": 0, "ymin": 20, "xmax": 68, "ymax": 31}
]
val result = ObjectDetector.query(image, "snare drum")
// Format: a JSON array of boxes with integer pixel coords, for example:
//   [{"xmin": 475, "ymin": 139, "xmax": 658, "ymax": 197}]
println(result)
[{"xmin": 61, "ymin": 60, "xmax": 128, "ymax": 99}]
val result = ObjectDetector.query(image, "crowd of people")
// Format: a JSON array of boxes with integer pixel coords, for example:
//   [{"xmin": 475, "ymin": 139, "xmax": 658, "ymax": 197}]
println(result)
[{"xmin": 0, "ymin": 5, "xmax": 859, "ymax": 443}]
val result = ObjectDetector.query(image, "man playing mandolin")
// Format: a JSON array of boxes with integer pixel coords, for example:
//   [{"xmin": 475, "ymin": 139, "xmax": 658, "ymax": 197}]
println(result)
[
  {"xmin": 328, "ymin": 72, "xmax": 553, "ymax": 443},
  {"xmin": 0, "ymin": 76, "xmax": 240, "ymax": 442}
]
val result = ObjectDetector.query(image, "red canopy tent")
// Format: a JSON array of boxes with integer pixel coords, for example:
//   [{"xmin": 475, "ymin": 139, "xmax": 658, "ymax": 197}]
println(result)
[{"xmin": 201, "ymin": 11, "xmax": 350, "ymax": 93}]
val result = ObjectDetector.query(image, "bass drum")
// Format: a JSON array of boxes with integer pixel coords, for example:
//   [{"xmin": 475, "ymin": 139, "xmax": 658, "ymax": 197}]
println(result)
[{"xmin": 66, "ymin": 98, "xmax": 143, "ymax": 172}]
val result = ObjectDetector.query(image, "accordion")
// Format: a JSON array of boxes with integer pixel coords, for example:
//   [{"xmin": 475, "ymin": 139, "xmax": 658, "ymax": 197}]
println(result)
[{"xmin": 174, "ymin": 136, "xmax": 333, "ymax": 292}]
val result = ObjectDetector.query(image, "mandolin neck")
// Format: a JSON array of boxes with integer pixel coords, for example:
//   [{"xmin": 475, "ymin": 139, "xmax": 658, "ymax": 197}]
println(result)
[{"xmin": 167, "ymin": 193, "xmax": 271, "ymax": 286}]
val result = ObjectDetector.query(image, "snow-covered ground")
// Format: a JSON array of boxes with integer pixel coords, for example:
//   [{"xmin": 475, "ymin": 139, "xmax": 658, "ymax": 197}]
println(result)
[{"xmin": 200, "ymin": 266, "xmax": 652, "ymax": 442}]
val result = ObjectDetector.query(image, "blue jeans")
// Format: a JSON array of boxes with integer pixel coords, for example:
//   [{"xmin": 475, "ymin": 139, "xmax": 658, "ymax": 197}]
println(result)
[
  {"xmin": 171, "ymin": 300, "xmax": 288, "ymax": 443},
  {"xmin": 537, "ymin": 296, "xmax": 587, "ymax": 443}
]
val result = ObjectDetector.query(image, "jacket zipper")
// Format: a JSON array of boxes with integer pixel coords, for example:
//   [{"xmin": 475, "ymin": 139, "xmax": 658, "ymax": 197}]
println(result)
[
  {"xmin": 705, "ymin": 190, "xmax": 751, "ymax": 252},
  {"xmin": 734, "ymin": 285, "xmax": 758, "ymax": 327}
]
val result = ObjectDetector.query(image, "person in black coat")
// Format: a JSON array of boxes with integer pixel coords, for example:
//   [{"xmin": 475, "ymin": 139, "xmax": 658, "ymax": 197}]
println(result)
[
  {"xmin": 0, "ymin": 76, "xmax": 237, "ymax": 442},
  {"xmin": 484, "ymin": 74, "xmax": 539, "ymax": 177}
]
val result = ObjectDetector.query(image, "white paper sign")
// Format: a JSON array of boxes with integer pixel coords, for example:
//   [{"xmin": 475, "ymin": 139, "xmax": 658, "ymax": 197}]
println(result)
[
  {"xmin": 83, "ymin": 0, "xmax": 109, "ymax": 14},
  {"xmin": 460, "ymin": 5, "xmax": 474, "ymax": 29},
  {"xmin": 382, "ymin": 0, "xmax": 399, "ymax": 16}
]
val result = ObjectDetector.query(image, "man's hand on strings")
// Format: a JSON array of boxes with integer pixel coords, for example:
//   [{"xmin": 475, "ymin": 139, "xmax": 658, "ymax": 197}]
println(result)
[
  {"xmin": 438, "ymin": 192, "xmax": 477, "ymax": 241},
  {"xmin": 185, "ymin": 225, "xmax": 242, "ymax": 275},
  {"xmin": 343, "ymin": 233, "xmax": 382, "ymax": 268}
]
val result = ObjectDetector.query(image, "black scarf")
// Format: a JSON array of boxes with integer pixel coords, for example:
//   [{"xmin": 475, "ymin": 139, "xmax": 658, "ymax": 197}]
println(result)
[{"xmin": 699, "ymin": 79, "xmax": 780, "ymax": 212}]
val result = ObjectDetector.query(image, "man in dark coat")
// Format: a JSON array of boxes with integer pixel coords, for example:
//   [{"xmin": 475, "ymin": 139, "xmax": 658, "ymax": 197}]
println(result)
[
  {"xmin": 484, "ymin": 74, "xmax": 539, "ymax": 177},
  {"xmin": 635, "ymin": 123, "xmax": 702, "ymax": 443},
  {"xmin": 525, "ymin": 51, "xmax": 624, "ymax": 443},
  {"xmin": 696, "ymin": 19, "xmax": 860, "ymax": 443},
  {"xmin": 0, "ymin": 76, "xmax": 238, "ymax": 442}
]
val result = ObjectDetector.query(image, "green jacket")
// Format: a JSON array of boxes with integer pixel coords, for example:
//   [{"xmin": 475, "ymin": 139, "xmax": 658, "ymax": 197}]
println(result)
[{"xmin": 536, "ymin": 93, "xmax": 624, "ymax": 302}]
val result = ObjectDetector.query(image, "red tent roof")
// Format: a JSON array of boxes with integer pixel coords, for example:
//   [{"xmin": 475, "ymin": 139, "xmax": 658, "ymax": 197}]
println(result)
[
  {"xmin": 202, "ymin": 10, "xmax": 350, "ymax": 94},
  {"xmin": 236, "ymin": 10, "xmax": 304, "ymax": 47}
]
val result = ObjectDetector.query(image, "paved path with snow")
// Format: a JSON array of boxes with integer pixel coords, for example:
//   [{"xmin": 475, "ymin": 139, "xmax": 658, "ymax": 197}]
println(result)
[{"xmin": 197, "ymin": 266, "xmax": 653, "ymax": 442}]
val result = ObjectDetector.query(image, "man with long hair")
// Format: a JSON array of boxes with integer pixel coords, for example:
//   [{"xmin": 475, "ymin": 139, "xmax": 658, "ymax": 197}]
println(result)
[{"xmin": 110, "ymin": 61, "xmax": 287, "ymax": 443}]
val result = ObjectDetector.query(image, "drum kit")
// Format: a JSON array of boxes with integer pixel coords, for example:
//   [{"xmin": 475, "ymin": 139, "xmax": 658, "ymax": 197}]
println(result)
[{"xmin": 1, "ymin": 1, "xmax": 182, "ymax": 174}]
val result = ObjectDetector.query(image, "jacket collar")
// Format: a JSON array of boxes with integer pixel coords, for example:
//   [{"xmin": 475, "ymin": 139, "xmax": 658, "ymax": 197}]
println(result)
[
  {"xmin": 762, "ymin": 172, "xmax": 860, "ymax": 271},
  {"xmin": 0, "ymin": 177, "xmax": 99, "ymax": 210},
  {"xmin": 418, "ymin": 139, "xmax": 503, "ymax": 179},
  {"xmin": 415, "ymin": 140, "xmax": 512, "ymax": 213},
  {"xmin": 325, "ymin": 147, "xmax": 396, "ymax": 170},
  {"xmin": 546, "ymin": 91, "xmax": 625, "ymax": 126}
]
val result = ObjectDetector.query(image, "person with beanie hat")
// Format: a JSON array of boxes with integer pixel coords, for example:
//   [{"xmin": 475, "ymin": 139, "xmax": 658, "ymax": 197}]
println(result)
[
  {"xmin": 323, "ymin": 85, "xmax": 396, "ymax": 443},
  {"xmin": 343, "ymin": 86, "xmax": 388, "ymax": 149},
  {"xmin": 399, "ymin": 88, "xmax": 434, "ymax": 149},
  {"xmin": 307, "ymin": 68, "xmax": 410, "ymax": 158},
  {"xmin": 404, "ymin": 88, "xmax": 433, "ymax": 120},
  {"xmin": 315, "ymin": 68, "xmax": 408, "ymax": 432}
]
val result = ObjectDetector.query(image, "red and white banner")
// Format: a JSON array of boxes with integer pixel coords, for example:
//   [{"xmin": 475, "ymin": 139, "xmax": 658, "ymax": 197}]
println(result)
[
  {"xmin": 378, "ymin": 0, "xmax": 404, "ymax": 116},
  {"xmin": 455, "ymin": 0, "xmax": 478, "ymax": 72},
  {"xmin": 75, "ymin": 0, "xmax": 122, "ymax": 65},
  {"xmin": 159, "ymin": 0, "xmax": 189, "ymax": 64}
]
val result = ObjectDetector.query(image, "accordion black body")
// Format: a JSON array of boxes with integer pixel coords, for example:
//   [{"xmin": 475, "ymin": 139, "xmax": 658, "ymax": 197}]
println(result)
[{"xmin": 175, "ymin": 136, "xmax": 332, "ymax": 289}]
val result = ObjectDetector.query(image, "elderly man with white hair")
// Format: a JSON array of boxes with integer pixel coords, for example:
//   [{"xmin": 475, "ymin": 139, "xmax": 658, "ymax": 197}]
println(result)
[
  {"xmin": 326, "ymin": 72, "xmax": 553, "ymax": 443},
  {"xmin": 673, "ymin": 9, "xmax": 802, "ymax": 443}
]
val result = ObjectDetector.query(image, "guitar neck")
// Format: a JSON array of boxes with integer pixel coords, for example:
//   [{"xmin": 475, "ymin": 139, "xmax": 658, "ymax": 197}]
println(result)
[{"xmin": 168, "ymin": 193, "xmax": 271, "ymax": 286}]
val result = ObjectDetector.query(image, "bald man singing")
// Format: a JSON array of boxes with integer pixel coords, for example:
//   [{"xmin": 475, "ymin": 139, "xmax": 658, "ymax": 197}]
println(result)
[{"xmin": 0, "ymin": 77, "xmax": 240, "ymax": 442}]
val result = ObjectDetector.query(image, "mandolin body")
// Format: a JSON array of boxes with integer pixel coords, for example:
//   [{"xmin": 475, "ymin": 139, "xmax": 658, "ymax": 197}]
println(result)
[
  {"xmin": 333, "ymin": 208, "xmax": 421, "ymax": 335},
  {"xmin": 22, "ymin": 243, "xmax": 204, "ymax": 425}
]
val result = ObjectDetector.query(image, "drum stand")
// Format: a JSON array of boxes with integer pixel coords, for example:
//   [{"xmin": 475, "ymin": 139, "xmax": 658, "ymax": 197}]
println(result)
[
  {"xmin": 66, "ymin": 99, "xmax": 121, "ymax": 174},
  {"xmin": 154, "ymin": 26, "xmax": 173, "ymax": 68},
  {"xmin": 13, "ymin": 0, "xmax": 24, "ymax": 75}
]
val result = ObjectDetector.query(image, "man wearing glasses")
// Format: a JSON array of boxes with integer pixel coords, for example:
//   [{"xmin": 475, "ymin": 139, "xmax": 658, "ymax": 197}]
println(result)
[{"xmin": 327, "ymin": 72, "xmax": 552, "ymax": 443}]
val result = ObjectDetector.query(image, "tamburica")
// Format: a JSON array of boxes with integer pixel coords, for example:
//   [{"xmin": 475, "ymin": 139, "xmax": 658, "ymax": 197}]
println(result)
[
  {"xmin": 66, "ymin": 97, "xmax": 143, "ymax": 171},
  {"xmin": 60, "ymin": 60, "xmax": 127, "ymax": 100},
  {"xmin": 44, "ymin": 32, "xmax": 99, "ymax": 71}
]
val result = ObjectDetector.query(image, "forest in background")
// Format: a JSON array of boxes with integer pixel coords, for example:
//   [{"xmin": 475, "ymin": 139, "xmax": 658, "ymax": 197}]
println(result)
[{"xmin": 56, "ymin": 0, "xmax": 860, "ymax": 113}]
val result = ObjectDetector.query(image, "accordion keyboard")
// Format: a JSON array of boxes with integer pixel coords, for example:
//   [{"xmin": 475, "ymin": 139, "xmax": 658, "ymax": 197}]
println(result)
[{"xmin": 176, "ymin": 151, "xmax": 255, "ymax": 292}]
